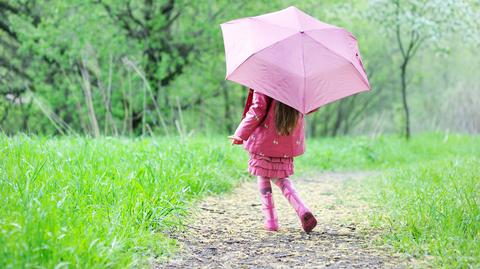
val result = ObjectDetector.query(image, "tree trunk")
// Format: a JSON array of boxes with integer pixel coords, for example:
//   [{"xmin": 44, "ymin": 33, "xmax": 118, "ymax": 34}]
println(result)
[
  {"xmin": 222, "ymin": 83, "xmax": 233, "ymax": 133},
  {"xmin": 199, "ymin": 97, "xmax": 205, "ymax": 131},
  {"xmin": 331, "ymin": 101, "xmax": 345, "ymax": 137},
  {"xmin": 21, "ymin": 99, "xmax": 33, "ymax": 132},
  {"xmin": 79, "ymin": 61, "xmax": 100, "ymax": 138},
  {"xmin": 400, "ymin": 61, "xmax": 410, "ymax": 139}
]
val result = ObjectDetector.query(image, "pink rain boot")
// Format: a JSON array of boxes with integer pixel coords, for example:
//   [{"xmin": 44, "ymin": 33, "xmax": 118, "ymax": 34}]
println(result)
[
  {"xmin": 260, "ymin": 192, "xmax": 279, "ymax": 231},
  {"xmin": 274, "ymin": 178, "xmax": 317, "ymax": 233},
  {"xmin": 258, "ymin": 177, "xmax": 279, "ymax": 231}
]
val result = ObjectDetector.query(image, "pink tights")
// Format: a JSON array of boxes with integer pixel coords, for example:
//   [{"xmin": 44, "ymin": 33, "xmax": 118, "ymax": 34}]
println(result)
[
  {"xmin": 257, "ymin": 176, "xmax": 317, "ymax": 232},
  {"xmin": 257, "ymin": 176, "xmax": 278, "ymax": 231}
]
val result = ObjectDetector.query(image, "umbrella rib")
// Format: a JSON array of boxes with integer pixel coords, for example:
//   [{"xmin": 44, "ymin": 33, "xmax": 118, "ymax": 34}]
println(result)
[
  {"xmin": 303, "ymin": 33, "xmax": 370, "ymax": 90},
  {"xmin": 300, "ymin": 34, "xmax": 307, "ymax": 114},
  {"xmin": 250, "ymin": 16, "xmax": 299, "ymax": 31},
  {"xmin": 226, "ymin": 32, "xmax": 300, "ymax": 80},
  {"xmin": 303, "ymin": 32, "xmax": 353, "ymax": 63},
  {"xmin": 225, "ymin": 17, "xmax": 300, "ymax": 78},
  {"xmin": 292, "ymin": 7, "xmax": 304, "ymax": 31}
]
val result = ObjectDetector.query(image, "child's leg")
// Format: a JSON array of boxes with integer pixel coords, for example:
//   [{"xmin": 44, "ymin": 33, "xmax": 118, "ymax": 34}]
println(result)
[
  {"xmin": 272, "ymin": 178, "xmax": 308, "ymax": 213},
  {"xmin": 272, "ymin": 178, "xmax": 317, "ymax": 233},
  {"xmin": 257, "ymin": 176, "xmax": 278, "ymax": 231},
  {"xmin": 257, "ymin": 175, "xmax": 273, "ymax": 195}
]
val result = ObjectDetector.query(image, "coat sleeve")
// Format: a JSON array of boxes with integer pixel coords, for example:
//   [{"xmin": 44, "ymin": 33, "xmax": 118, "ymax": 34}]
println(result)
[{"xmin": 234, "ymin": 91, "xmax": 270, "ymax": 141}]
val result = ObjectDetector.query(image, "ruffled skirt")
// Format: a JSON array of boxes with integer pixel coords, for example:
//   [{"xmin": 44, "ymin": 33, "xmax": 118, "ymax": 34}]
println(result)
[{"xmin": 248, "ymin": 153, "xmax": 294, "ymax": 178}]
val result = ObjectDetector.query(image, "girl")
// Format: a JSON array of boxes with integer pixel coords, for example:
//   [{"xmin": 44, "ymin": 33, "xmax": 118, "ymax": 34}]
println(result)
[{"xmin": 229, "ymin": 89, "xmax": 317, "ymax": 233}]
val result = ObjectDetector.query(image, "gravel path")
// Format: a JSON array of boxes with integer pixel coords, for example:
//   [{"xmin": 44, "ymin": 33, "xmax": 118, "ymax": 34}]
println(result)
[{"xmin": 158, "ymin": 172, "xmax": 409, "ymax": 268}]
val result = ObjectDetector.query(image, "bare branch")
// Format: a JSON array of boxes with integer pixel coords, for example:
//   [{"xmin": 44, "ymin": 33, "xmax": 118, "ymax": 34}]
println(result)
[
  {"xmin": 394, "ymin": 0, "xmax": 406, "ymax": 58},
  {"xmin": 410, "ymin": 35, "xmax": 428, "ymax": 58}
]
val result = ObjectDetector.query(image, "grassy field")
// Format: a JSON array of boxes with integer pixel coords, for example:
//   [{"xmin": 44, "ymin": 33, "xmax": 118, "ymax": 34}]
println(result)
[
  {"xmin": 372, "ymin": 158, "xmax": 480, "ymax": 268},
  {"xmin": 1, "ymin": 133, "xmax": 479, "ymax": 268},
  {"xmin": 0, "ymin": 135, "xmax": 248, "ymax": 268},
  {"xmin": 296, "ymin": 133, "xmax": 480, "ymax": 172}
]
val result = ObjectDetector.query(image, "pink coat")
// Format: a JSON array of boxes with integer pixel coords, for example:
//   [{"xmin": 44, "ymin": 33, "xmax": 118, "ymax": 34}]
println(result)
[{"xmin": 234, "ymin": 91, "xmax": 305, "ymax": 158}]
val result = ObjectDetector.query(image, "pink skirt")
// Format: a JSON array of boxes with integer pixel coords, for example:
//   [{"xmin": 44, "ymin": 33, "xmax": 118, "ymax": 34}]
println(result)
[{"xmin": 248, "ymin": 153, "xmax": 294, "ymax": 178}]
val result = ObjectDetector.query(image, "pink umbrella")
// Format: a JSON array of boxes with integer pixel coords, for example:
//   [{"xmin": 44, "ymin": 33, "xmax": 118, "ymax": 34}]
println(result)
[{"xmin": 220, "ymin": 6, "xmax": 371, "ymax": 114}]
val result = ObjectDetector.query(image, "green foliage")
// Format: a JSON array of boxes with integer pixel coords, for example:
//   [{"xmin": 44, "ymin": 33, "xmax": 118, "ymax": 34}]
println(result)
[
  {"xmin": 296, "ymin": 133, "xmax": 480, "ymax": 172},
  {"xmin": 2, "ymin": 1, "xmax": 479, "ymax": 136},
  {"xmin": 0, "ymin": 134, "xmax": 248, "ymax": 268},
  {"xmin": 369, "ymin": 0, "xmax": 480, "ymax": 50},
  {"xmin": 367, "ymin": 0, "xmax": 480, "ymax": 138},
  {"xmin": 1, "ymin": 133, "xmax": 479, "ymax": 267},
  {"xmin": 372, "ymin": 158, "xmax": 480, "ymax": 268}
]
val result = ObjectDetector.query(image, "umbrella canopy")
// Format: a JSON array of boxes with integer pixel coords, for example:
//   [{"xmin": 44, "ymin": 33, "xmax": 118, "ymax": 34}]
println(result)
[{"xmin": 220, "ymin": 6, "xmax": 371, "ymax": 114}]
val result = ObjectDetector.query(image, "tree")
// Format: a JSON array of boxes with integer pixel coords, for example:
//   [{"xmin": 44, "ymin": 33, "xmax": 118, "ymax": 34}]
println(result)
[
  {"xmin": 1, "ymin": 0, "xmax": 234, "ymax": 135},
  {"xmin": 369, "ymin": 0, "xmax": 480, "ymax": 139},
  {"xmin": 0, "ymin": 1, "xmax": 77, "ymax": 133}
]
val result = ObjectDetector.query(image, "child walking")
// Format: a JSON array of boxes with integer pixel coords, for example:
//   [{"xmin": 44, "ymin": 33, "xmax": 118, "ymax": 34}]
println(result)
[{"xmin": 229, "ymin": 89, "xmax": 317, "ymax": 233}]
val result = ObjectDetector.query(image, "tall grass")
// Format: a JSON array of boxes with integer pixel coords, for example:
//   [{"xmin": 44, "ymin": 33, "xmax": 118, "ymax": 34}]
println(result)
[
  {"xmin": 372, "ymin": 158, "xmax": 480, "ymax": 268},
  {"xmin": 0, "ymin": 135, "xmax": 247, "ymax": 268},
  {"xmin": 295, "ymin": 133, "xmax": 480, "ymax": 173},
  {"xmin": 1, "ymin": 133, "xmax": 479, "ymax": 268}
]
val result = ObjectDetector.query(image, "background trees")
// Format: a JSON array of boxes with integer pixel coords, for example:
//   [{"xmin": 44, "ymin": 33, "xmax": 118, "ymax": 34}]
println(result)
[
  {"xmin": 1, "ymin": 0, "xmax": 479, "ymax": 137},
  {"xmin": 369, "ymin": 0, "xmax": 480, "ymax": 139}
]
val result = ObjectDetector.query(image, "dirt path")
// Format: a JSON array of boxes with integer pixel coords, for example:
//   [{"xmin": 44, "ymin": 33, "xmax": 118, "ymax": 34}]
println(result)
[{"xmin": 159, "ymin": 172, "xmax": 409, "ymax": 268}]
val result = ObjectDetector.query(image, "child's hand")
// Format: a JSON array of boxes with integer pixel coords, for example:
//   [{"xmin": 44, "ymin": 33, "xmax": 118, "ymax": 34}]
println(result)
[{"xmin": 228, "ymin": 135, "xmax": 243, "ymax": 145}]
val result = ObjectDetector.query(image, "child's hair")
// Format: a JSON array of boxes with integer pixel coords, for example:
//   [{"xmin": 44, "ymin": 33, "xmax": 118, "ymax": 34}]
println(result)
[{"xmin": 275, "ymin": 101, "xmax": 300, "ymax": 135}]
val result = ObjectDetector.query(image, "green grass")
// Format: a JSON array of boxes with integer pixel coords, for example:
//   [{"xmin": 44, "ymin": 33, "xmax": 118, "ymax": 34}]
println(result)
[
  {"xmin": 371, "ymin": 158, "xmax": 480, "ymax": 268},
  {"xmin": 296, "ymin": 133, "xmax": 480, "ymax": 172},
  {"xmin": 1, "ymin": 133, "xmax": 479, "ymax": 268},
  {"xmin": 0, "ymin": 135, "xmax": 248, "ymax": 268}
]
